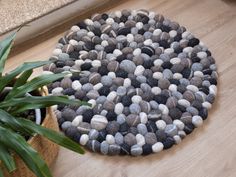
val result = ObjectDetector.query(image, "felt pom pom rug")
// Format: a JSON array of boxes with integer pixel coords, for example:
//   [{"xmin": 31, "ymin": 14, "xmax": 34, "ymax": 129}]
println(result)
[{"xmin": 43, "ymin": 9, "xmax": 218, "ymax": 156}]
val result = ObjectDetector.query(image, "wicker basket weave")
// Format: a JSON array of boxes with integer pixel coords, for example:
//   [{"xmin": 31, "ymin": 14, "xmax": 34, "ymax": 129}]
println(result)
[{"xmin": 1, "ymin": 87, "xmax": 60, "ymax": 177}]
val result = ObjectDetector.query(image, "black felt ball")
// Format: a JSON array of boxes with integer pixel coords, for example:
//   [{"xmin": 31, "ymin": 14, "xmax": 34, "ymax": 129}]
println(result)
[
  {"xmin": 160, "ymin": 25, "xmax": 171, "ymax": 32},
  {"xmin": 104, "ymin": 45, "xmax": 116, "ymax": 53},
  {"xmin": 147, "ymin": 77, "xmax": 158, "ymax": 87},
  {"xmin": 131, "ymin": 78, "xmax": 141, "ymax": 88},
  {"xmin": 120, "ymin": 143, "xmax": 131, "ymax": 155},
  {"xmin": 146, "ymin": 121, "xmax": 157, "ymax": 133},
  {"xmin": 174, "ymin": 33, "xmax": 182, "ymax": 41},
  {"xmin": 62, "ymin": 88, "xmax": 76, "ymax": 96},
  {"xmin": 82, "ymin": 109, "xmax": 94, "ymax": 123},
  {"xmin": 199, "ymin": 86, "xmax": 209, "ymax": 95},
  {"xmin": 188, "ymin": 38, "xmax": 200, "ymax": 47},
  {"xmin": 117, "ymin": 27, "xmax": 131, "ymax": 35},
  {"xmin": 208, "ymin": 78, "xmax": 217, "ymax": 85},
  {"xmin": 184, "ymin": 123, "xmax": 195, "ymax": 134},
  {"xmin": 176, "ymin": 104, "xmax": 186, "ymax": 113},
  {"xmin": 77, "ymin": 21, "xmax": 87, "ymax": 29},
  {"xmin": 159, "ymin": 40, "xmax": 169, "ymax": 48},
  {"xmin": 101, "ymin": 13, "xmax": 109, "ymax": 20},
  {"xmin": 169, "ymin": 108, "xmax": 182, "ymax": 120},
  {"xmin": 98, "ymin": 65, "xmax": 109, "ymax": 76},
  {"xmin": 138, "ymin": 29, "xmax": 145, "ymax": 35},
  {"xmin": 119, "ymin": 122, "xmax": 129, "ymax": 135},
  {"xmin": 154, "ymin": 94, "xmax": 168, "ymax": 104},
  {"xmin": 199, "ymin": 108, "xmax": 208, "ymax": 120},
  {"xmin": 143, "ymin": 60, "xmax": 154, "ymax": 69},
  {"xmin": 70, "ymin": 51, "xmax": 80, "ymax": 59},
  {"xmin": 116, "ymin": 54, "xmax": 126, "ymax": 63},
  {"xmin": 182, "ymin": 68, "xmax": 192, "ymax": 79},
  {"xmin": 192, "ymin": 100, "xmax": 203, "ymax": 111},
  {"xmin": 106, "ymin": 111, "xmax": 117, "ymax": 121},
  {"xmin": 116, "ymin": 69, "xmax": 128, "ymax": 78},
  {"xmin": 81, "ymin": 63, "xmax": 92, "ymax": 71},
  {"xmin": 98, "ymin": 86, "xmax": 110, "ymax": 96},
  {"xmin": 202, "ymin": 69, "xmax": 212, "ymax": 75},
  {"xmin": 121, "ymin": 95, "xmax": 132, "ymax": 107},
  {"xmin": 141, "ymin": 46, "xmax": 155, "ymax": 56},
  {"xmin": 169, "ymin": 79, "xmax": 180, "ymax": 85},
  {"xmin": 163, "ymin": 137, "xmax": 175, "ymax": 149},
  {"xmin": 142, "ymin": 144, "xmax": 153, "ymax": 155},
  {"xmin": 73, "ymin": 131, "xmax": 81, "ymax": 142},
  {"xmin": 191, "ymin": 57, "xmax": 201, "ymax": 63},
  {"xmin": 84, "ymin": 41, "xmax": 95, "ymax": 50},
  {"xmin": 97, "ymin": 129, "xmax": 107, "ymax": 142},
  {"xmin": 162, "ymin": 61, "xmax": 173, "ymax": 69},
  {"xmin": 120, "ymin": 15, "xmax": 128, "ymax": 23},
  {"xmin": 141, "ymin": 16, "xmax": 149, "ymax": 24}
]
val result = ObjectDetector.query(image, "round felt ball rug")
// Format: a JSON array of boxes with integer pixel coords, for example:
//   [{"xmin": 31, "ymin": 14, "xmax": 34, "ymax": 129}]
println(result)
[{"xmin": 44, "ymin": 9, "xmax": 218, "ymax": 156}]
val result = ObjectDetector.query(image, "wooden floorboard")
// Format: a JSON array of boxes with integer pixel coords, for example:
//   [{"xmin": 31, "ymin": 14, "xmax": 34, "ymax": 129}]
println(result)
[{"xmin": 5, "ymin": 0, "xmax": 236, "ymax": 176}]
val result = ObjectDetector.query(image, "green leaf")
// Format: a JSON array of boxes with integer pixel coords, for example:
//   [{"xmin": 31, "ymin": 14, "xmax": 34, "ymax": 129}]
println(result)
[
  {"xmin": 0, "ymin": 126, "xmax": 52, "ymax": 177},
  {"xmin": 0, "ymin": 44, "xmax": 13, "ymax": 76},
  {"xmin": 0, "ymin": 61, "xmax": 51, "ymax": 93},
  {"xmin": 11, "ymin": 103, "xmax": 47, "ymax": 114},
  {"xmin": 13, "ymin": 69, "xmax": 33, "ymax": 88},
  {"xmin": 0, "ymin": 32, "xmax": 16, "ymax": 75},
  {"xmin": 5, "ymin": 73, "xmax": 65, "ymax": 100},
  {"xmin": 0, "ymin": 95, "xmax": 90, "ymax": 113},
  {"xmin": 0, "ymin": 144, "xmax": 16, "ymax": 172},
  {"xmin": 0, "ymin": 109, "xmax": 84, "ymax": 155},
  {"xmin": 17, "ymin": 118, "xmax": 85, "ymax": 154},
  {"xmin": 0, "ymin": 169, "xmax": 3, "ymax": 177},
  {"xmin": 0, "ymin": 109, "xmax": 33, "ymax": 135}
]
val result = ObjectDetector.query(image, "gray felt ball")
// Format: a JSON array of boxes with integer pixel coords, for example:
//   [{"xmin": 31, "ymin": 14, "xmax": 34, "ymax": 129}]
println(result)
[
  {"xmin": 126, "ymin": 114, "xmax": 140, "ymax": 127},
  {"xmin": 100, "ymin": 141, "xmax": 109, "ymax": 155},
  {"xmin": 165, "ymin": 124, "xmax": 178, "ymax": 137},
  {"xmin": 77, "ymin": 122, "xmax": 91, "ymax": 134},
  {"xmin": 101, "ymin": 76, "xmax": 113, "ymax": 86},
  {"xmin": 131, "ymin": 145, "xmax": 143, "ymax": 156},
  {"xmin": 120, "ymin": 60, "xmax": 136, "ymax": 73},
  {"xmin": 124, "ymin": 133, "xmax": 137, "ymax": 146},
  {"xmin": 137, "ymin": 123, "xmax": 148, "ymax": 135},
  {"xmin": 145, "ymin": 132, "xmax": 157, "ymax": 145},
  {"xmin": 129, "ymin": 103, "xmax": 141, "ymax": 114},
  {"xmin": 158, "ymin": 78, "xmax": 170, "ymax": 89},
  {"xmin": 61, "ymin": 108, "xmax": 76, "ymax": 122},
  {"xmin": 115, "ymin": 132, "xmax": 124, "ymax": 145},
  {"xmin": 108, "ymin": 144, "xmax": 121, "ymax": 155}
]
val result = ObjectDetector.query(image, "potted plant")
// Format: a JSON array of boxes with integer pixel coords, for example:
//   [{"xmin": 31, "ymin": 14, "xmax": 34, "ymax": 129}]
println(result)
[{"xmin": 0, "ymin": 31, "xmax": 88, "ymax": 177}]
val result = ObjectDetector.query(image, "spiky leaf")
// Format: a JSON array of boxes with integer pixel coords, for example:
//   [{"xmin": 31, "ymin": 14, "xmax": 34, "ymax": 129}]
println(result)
[
  {"xmin": 0, "ymin": 109, "xmax": 84, "ymax": 154},
  {"xmin": 0, "ymin": 109, "xmax": 32, "ymax": 135},
  {"xmin": 0, "ymin": 32, "xmax": 16, "ymax": 75},
  {"xmin": 0, "ymin": 126, "xmax": 52, "ymax": 177},
  {"xmin": 13, "ymin": 69, "xmax": 33, "ymax": 88},
  {"xmin": 0, "ymin": 95, "xmax": 90, "ymax": 113},
  {"xmin": 5, "ymin": 73, "xmax": 66, "ymax": 99},
  {"xmin": 0, "ymin": 61, "xmax": 51, "ymax": 92},
  {"xmin": 0, "ymin": 144, "xmax": 16, "ymax": 172},
  {"xmin": 17, "ymin": 118, "xmax": 85, "ymax": 154}
]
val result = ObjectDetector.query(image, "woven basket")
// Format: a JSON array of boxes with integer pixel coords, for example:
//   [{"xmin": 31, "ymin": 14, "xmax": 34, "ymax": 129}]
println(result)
[{"xmin": 1, "ymin": 87, "xmax": 59, "ymax": 177}]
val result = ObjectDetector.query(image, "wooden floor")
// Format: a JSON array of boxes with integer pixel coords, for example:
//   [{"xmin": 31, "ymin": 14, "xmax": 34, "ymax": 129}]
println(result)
[{"xmin": 5, "ymin": 0, "xmax": 236, "ymax": 176}]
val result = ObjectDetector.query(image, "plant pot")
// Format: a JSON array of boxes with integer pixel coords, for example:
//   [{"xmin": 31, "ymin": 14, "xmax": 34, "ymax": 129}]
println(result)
[{"xmin": 1, "ymin": 87, "xmax": 60, "ymax": 177}]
